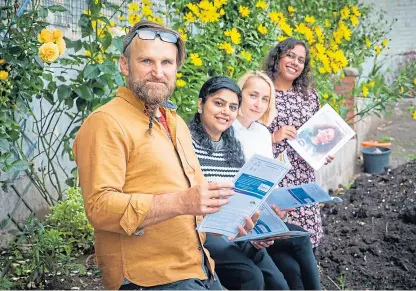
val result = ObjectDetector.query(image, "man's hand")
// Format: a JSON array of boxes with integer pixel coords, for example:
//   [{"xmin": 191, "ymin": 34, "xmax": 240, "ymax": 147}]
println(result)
[
  {"xmin": 271, "ymin": 205, "xmax": 288, "ymax": 220},
  {"xmin": 251, "ymin": 240, "xmax": 274, "ymax": 249},
  {"xmin": 227, "ymin": 211, "xmax": 260, "ymax": 241},
  {"xmin": 324, "ymin": 155, "xmax": 335, "ymax": 165},
  {"xmin": 181, "ymin": 181, "xmax": 235, "ymax": 216},
  {"xmin": 272, "ymin": 126, "xmax": 297, "ymax": 145}
]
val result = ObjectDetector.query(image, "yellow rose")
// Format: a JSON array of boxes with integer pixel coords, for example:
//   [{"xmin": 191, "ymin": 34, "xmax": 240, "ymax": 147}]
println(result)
[
  {"xmin": 56, "ymin": 38, "xmax": 66, "ymax": 56},
  {"xmin": 38, "ymin": 29, "xmax": 54, "ymax": 43},
  {"xmin": 53, "ymin": 29, "xmax": 63, "ymax": 41},
  {"xmin": 0, "ymin": 70, "xmax": 9, "ymax": 80},
  {"xmin": 38, "ymin": 42, "xmax": 59, "ymax": 63}
]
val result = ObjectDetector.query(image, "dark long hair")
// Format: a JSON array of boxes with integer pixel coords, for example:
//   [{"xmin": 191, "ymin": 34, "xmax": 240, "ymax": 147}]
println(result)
[
  {"xmin": 263, "ymin": 38, "xmax": 311, "ymax": 98},
  {"xmin": 189, "ymin": 76, "xmax": 245, "ymax": 168}
]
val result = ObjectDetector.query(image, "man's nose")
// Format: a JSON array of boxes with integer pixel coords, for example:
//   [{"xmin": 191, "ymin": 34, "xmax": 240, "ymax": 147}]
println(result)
[{"xmin": 152, "ymin": 63, "xmax": 164, "ymax": 79}]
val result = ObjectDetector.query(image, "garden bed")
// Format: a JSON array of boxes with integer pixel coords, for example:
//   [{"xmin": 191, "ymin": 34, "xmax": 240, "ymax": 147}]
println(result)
[{"xmin": 318, "ymin": 159, "xmax": 416, "ymax": 290}]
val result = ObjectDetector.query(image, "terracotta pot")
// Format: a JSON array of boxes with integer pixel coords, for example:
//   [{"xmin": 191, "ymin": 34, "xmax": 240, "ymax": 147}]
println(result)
[{"xmin": 361, "ymin": 141, "xmax": 392, "ymax": 148}]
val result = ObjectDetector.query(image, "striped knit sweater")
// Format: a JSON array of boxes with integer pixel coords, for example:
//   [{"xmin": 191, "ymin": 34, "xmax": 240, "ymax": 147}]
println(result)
[{"xmin": 192, "ymin": 138, "xmax": 240, "ymax": 182}]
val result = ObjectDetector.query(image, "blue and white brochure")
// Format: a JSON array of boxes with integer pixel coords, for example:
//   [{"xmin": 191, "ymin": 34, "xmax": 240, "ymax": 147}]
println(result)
[
  {"xmin": 232, "ymin": 203, "xmax": 309, "ymax": 242},
  {"xmin": 266, "ymin": 182, "xmax": 343, "ymax": 210},
  {"xmin": 197, "ymin": 154, "xmax": 292, "ymax": 237}
]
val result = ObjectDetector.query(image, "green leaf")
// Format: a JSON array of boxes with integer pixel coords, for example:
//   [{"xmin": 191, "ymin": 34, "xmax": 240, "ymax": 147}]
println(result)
[
  {"xmin": 114, "ymin": 73, "xmax": 124, "ymax": 86},
  {"xmin": 99, "ymin": 62, "xmax": 115, "ymax": 74},
  {"xmin": 84, "ymin": 64, "xmax": 101, "ymax": 79},
  {"xmin": 112, "ymin": 36, "xmax": 124, "ymax": 53},
  {"xmin": 101, "ymin": 32, "xmax": 113, "ymax": 50},
  {"xmin": 8, "ymin": 160, "xmax": 29, "ymax": 173},
  {"xmin": 74, "ymin": 85, "xmax": 93, "ymax": 101},
  {"xmin": 57, "ymin": 85, "xmax": 72, "ymax": 101},
  {"xmin": 47, "ymin": 5, "xmax": 68, "ymax": 12},
  {"xmin": 0, "ymin": 139, "xmax": 10, "ymax": 151},
  {"xmin": 79, "ymin": 14, "xmax": 93, "ymax": 38},
  {"xmin": 98, "ymin": 16, "xmax": 110, "ymax": 26}
]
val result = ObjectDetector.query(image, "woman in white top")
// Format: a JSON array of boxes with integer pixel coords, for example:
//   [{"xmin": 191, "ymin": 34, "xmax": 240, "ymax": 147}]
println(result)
[{"xmin": 234, "ymin": 71, "xmax": 321, "ymax": 290}]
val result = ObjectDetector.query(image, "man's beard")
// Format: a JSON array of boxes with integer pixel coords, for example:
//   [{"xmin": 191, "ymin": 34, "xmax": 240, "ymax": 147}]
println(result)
[{"xmin": 127, "ymin": 75, "xmax": 174, "ymax": 107}]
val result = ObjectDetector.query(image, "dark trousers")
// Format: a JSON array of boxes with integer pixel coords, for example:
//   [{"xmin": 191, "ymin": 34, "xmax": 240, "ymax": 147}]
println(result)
[
  {"xmin": 267, "ymin": 223, "xmax": 321, "ymax": 290},
  {"xmin": 119, "ymin": 276, "xmax": 223, "ymax": 290},
  {"xmin": 205, "ymin": 234, "xmax": 289, "ymax": 290}
]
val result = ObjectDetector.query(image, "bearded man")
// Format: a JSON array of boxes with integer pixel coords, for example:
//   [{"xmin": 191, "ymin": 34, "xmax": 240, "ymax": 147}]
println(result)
[{"xmin": 73, "ymin": 20, "xmax": 257, "ymax": 290}]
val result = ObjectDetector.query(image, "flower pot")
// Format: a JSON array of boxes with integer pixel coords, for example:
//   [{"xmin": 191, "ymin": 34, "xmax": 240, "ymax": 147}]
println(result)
[
  {"xmin": 361, "ymin": 146, "xmax": 392, "ymax": 173},
  {"xmin": 361, "ymin": 141, "xmax": 392, "ymax": 148}
]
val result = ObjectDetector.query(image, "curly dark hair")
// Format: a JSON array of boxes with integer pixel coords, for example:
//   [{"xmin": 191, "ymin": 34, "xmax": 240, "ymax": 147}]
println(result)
[
  {"xmin": 189, "ymin": 76, "xmax": 245, "ymax": 168},
  {"xmin": 311, "ymin": 124, "xmax": 343, "ymax": 154},
  {"xmin": 263, "ymin": 38, "xmax": 312, "ymax": 99}
]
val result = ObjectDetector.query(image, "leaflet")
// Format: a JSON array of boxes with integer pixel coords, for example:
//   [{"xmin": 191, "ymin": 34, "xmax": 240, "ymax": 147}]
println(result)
[
  {"xmin": 287, "ymin": 104, "xmax": 356, "ymax": 170},
  {"xmin": 266, "ymin": 182, "xmax": 343, "ymax": 210},
  {"xmin": 197, "ymin": 154, "xmax": 292, "ymax": 237},
  {"xmin": 232, "ymin": 203, "xmax": 309, "ymax": 242}
]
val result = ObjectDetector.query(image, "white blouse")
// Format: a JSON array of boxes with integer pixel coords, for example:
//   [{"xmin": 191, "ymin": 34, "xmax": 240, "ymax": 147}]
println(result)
[{"xmin": 232, "ymin": 119, "xmax": 274, "ymax": 160}]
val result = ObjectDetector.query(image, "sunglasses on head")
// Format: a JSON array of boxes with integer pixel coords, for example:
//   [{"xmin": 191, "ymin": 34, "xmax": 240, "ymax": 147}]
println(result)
[{"xmin": 123, "ymin": 28, "xmax": 179, "ymax": 53}]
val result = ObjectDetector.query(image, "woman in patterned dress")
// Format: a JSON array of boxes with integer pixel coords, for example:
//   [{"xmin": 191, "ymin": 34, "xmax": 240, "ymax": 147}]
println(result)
[{"xmin": 263, "ymin": 38, "xmax": 334, "ymax": 254}]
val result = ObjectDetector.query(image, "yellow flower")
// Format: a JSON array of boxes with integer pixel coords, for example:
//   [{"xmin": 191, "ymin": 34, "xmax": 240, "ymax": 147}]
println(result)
[
  {"xmin": 142, "ymin": 0, "xmax": 152, "ymax": 5},
  {"xmin": 187, "ymin": 3, "xmax": 200, "ymax": 17},
  {"xmin": 56, "ymin": 38, "xmax": 66, "ymax": 56},
  {"xmin": 128, "ymin": 13, "xmax": 141, "ymax": 25},
  {"xmin": 362, "ymin": 85, "xmax": 368, "ymax": 97},
  {"xmin": 83, "ymin": 9, "xmax": 91, "ymax": 15},
  {"xmin": 277, "ymin": 35, "xmax": 287, "ymax": 42},
  {"xmin": 38, "ymin": 42, "xmax": 59, "ymax": 63},
  {"xmin": 288, "ymin": 5, "xmax": 295, "ymax": 13},
  {"xmin": 340, "ymin": 6, "xmax": 350, "ymax": 19},
  {"xmin": 413, "ymin": 78, "xmax": 416, "ymax": 85},
  {"xmin": 365, "ymin": 37, "xmax": 371, "ymax": 48},
  {"xmin": 269, "ymin": 11, "xmax": 285, "ymax": 24},
  {"xmin": 38, "ymin": 29, "xmax": 54, "ymax": 43},
  {"xmin": 218, "ymin": 42, "xmax": 234, "ymax": 54},
  {"xmin": 152, "ymin": 16, "xmax": 164, "ymax": 24},
  {"xmin": 351, "ymin": 6, "xmax": 361, "ymax": 17},
  {"xmin": 279, "ymin": 21, "xmax": 293, "ymax": 36},
  {"xmin": 227, "ymin": 65, "xmax": 234, "ymax": 77},
  {"xmin": 53, "ymin": 29, "xmax": 63, "ymax": 41},
  {"xmin": 128, "ymin": 3, "xmax": 139, "ymax": 12},
  {"xmin": 224, "ymin": 28, "xmax": 241, "ymax": 45},
  {"xmin": 255, "ymin": 0, "xmax": 267, "ymax": 10},
  {"xmin": 413, "ymin": 110, "xmax": 416, "ymax": 120},
  {"xmin": 213, "ymin": 0, "xmax": 227, "ymax": 8},
  {"xmin": 178, "ymin": 28, "xmax": 187, "ymax": 41},
  {"xmin": 239, "ymin": 5, "xmax": 250, "ymax": 17},
  {"xmin": 96, "ymin": 54, "xmax": 104, "ymax": 64},
  {"xmin": 368, "ymin": 80, "xmax": 375, "ymax": 88},
  {"xmin": 85, "ymin": 50, "xmax": 91, "ymax": 57},
  {"xmin": 0, "ymin": 70, "xmax": 8, "ymax": 80},
  {"xmin": 350, "ymin": 15, "xmax": 359, "ymax": 26},
  {"xmin": 142, "ymin": 5, "xmax": 153, "ymax": 16},
  {"xmin": 241, "ymin": 50, "xmax": 252, "ymax": 62},
  {"xmin": 257, "ymin": 24, "xmax": 268, "ymax": 35},
  {"xmin": 176, "ymin": 79, "xmax": 187, "ymax": 87},
  {"xmin": 324, "ymin": 19, "xmax": 331, "ymax": 28},
  {"xmin": 110, "ymin": 21, "xmax": 116, "ymax": 27},
  {"xmin": 184, "ymin": 12, "xmax": 196, "ymax": 22},
  {"xmin": 0, "ymin": 59, "xmax": 5, "ymax": 64},
  {"xmin": 176, "ymin": 73, "xmax": 183, "ymax": 78},
  {"xmin": 190, "ymin": 53, "xmax": 203, "ymax": 66},
  {"xmin": 318, "ymin": 67, "xmax": 326, "ymax": 74},
  {"xmin": 120, "ymin": 15, "xmax": 125, "ymax": 21},
  {"xmin": 305, "ymin": 15, "xmax": 315, "ymax": 24},
  {"xmin": 382, "ymin": 39, "xmax": 388, "ymax": 48},
  {"xmin": 323, "ymin": 93, "xmax": 329, "ymax": 99},
  {"xmin": 220, "ymin": 8, "xmax": 225, "ymax": 16},
  {"xmin": 400, "ymin": 86, "xmax": 404, "ymax": 93},
  {"xmin": 375, "ymin": 45, "xmax": 381, "ymax": 55}
]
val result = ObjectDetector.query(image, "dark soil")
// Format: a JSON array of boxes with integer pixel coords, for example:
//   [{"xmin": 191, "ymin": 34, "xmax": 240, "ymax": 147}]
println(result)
[{"xmin": 318, "ymin": 159, "xmax": 416, "ymax": 290}]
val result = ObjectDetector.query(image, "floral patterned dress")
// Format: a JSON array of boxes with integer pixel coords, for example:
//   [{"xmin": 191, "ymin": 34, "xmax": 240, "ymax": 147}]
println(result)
[{"xmin": 268, "ymin": 88, "xmax": 323, "ymax": 248}]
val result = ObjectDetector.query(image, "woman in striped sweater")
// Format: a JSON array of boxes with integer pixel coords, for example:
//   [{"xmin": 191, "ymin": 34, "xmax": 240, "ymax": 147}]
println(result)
[{"xmin": 189, "ymin": 76, "xmax": 289, "ymax": 290}]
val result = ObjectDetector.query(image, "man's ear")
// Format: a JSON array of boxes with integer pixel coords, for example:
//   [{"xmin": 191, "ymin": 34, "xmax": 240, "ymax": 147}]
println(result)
[
  {"xmin": 120, "ymin": 55, "xmax": 129, "ymax": 77},
  {"xmin": 197, "ymin": 98, "xmax": 203, "ymax": 113}
]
